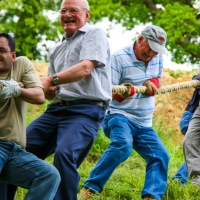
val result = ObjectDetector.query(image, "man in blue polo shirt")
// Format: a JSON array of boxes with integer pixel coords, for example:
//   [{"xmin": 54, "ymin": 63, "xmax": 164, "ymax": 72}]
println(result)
[{"xmin": 80, "ymin": 25, "xmax": 169, "ymax": 200}]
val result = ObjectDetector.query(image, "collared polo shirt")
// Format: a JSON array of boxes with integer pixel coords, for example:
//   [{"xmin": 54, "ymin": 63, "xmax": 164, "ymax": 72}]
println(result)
[
  {"xmin": 0, "ymin": 57, "xmax": 43, "ymax": 148},
  {"xmin": 48, "ymin": 23, "xmax": 112, "ymax": 104},
  {"xmin": 109, "ymin": 44, "xmax": 163, "ymax": 127}
]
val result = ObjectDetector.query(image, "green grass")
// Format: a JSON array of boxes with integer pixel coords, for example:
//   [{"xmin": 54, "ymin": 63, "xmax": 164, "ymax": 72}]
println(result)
[
  {"xmin": 14, "ymin": 102, "xmax": 200, "ymax": 200},
  {"xmin": 168, "ymin": 69, "xmax": 191, "ymax": 79}
]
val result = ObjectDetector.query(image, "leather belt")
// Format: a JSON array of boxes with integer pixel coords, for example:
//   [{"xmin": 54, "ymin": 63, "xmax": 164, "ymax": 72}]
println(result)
[{"xmin": 57, "ymin": 99, "xmax": 107, "ymax": 108}]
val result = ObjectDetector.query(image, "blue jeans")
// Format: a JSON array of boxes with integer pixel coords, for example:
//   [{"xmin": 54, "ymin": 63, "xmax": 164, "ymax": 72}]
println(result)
[
  {"xmin": 0, "ymin": 140, "xmax": 60, "ymax": 200},
  {"xmin": 0, "ymin": 183, "xmax": 16, "ymax": 199},
  {"xmin": 83, "ymin": 113, "xmax": 169, "ymax": 200},
  {"xmin": 172, "ymin": 111, "xmax": 192, "ymax": 184},
  {"xmin": 25, "ymin": 103, "xmax": 105, "ymax": 200},
  {"xmin": 179, "ymin": 111, "xmax": 193, "ymax": 135}
]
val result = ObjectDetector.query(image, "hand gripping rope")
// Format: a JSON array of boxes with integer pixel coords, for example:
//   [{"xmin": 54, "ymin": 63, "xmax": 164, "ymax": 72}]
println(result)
[
  {"xmin": 112, "ymin": 80, "xmax": 200, "ymax": 95},
  {"xmin": 1, "ymin": 80, "xmax": 200, "ymax": 95},
  {"xmin": 0, "ymin": 82, "xmax": 24, "ymax": 91}
]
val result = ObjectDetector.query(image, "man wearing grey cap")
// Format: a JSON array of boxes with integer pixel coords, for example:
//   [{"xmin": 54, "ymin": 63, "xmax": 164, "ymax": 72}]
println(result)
[{"xmin": 79, "ymin": 25, "xmax": 169, "ymax": 200}]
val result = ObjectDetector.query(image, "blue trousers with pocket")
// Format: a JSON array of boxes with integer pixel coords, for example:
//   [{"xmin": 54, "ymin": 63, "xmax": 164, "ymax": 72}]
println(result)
[
  {"xmin": 83, "ymin": 113, "xmax": 169, "ymax": 200},
  {"xmin": 0, "ymin": 140, "xmax": 60, "ymax": 200}
]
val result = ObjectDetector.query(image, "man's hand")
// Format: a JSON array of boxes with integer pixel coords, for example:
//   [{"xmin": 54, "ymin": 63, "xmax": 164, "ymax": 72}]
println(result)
[
  {"xmin": 40, "ymin": 77, "xmax": 59, "ymax": 100},
  {"xmin": 0, "ymin": 79, "xmax": 21, "ymax": 99},
  {"xmin": 45, "ymin": 86, "xmax": 59, "ymax": 100},
  {"xmin": 192, "ymin": 68, "xmax": 200, "ymax": 89},
  {"xmin": 40, "ymin": 76, "xmax": 53, "ymax": 93},
  {"xmin": 113, "ymin": 82, "xmax": 135, "ymax": 102},
  {"xmin": 143, "ymin": 78, "xmax": 160, "ymax": 96}
]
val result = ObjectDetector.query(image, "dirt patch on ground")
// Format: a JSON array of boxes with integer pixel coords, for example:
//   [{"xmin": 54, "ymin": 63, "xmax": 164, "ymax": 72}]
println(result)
[
  {"xmin": 33, "ymin": 62, "xmax": 48, "ymax": 77},
  {"xmin": 33, "ymin": 62, "xmax": 195, "ymax": 144},
  {"xmin": 154, "ymin": 69, "xmax": 194, "ymax": 144}
]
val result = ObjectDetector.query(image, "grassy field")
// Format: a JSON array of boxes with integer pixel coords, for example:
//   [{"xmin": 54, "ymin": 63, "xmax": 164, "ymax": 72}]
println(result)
[
  {"xmin": 14, "ymin": 64, "xmax": 200, "ymax": 200},
  {"xmin": 15, "ymin": 112, "xmax": 200, "ymax": 200}
]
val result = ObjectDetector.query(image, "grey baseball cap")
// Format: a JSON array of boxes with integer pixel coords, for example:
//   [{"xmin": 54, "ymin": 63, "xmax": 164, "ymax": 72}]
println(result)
[{"xmin": 141, "ymin": 25, "xmax": 167, "ymax": 54}]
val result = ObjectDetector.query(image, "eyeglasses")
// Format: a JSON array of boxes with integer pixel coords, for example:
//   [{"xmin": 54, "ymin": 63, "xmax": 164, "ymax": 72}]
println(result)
[
  {"xmin": 59, "ymin": 8, "xmax": 80, "ymax": 15},
  {"xmin": 0, "ymin": 48, "xmax": 11, "ymax": 54}
]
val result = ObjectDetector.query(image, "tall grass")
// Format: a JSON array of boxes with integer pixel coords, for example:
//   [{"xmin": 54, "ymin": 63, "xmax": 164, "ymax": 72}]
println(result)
[{"xmin": 14, "ymin": 102, "xmax": 200, "ymax": 200}]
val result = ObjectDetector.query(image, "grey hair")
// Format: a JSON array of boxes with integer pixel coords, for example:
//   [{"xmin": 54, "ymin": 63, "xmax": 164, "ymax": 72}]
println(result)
[
  {"xmin": 139, "ymin": 34, "xmax": 148, "ymax": 42},
  {"xmin": 83, "ymin": 0, "xmax": 90, "ymax": 10}
]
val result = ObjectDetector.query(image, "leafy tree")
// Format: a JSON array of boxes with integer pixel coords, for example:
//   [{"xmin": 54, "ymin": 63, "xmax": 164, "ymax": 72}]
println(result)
[
  {"xmin": 89, "ymin": 0, "xmax": 200, "ymax": 64},
  {"xmin": 0, "ymin": 0, "xmax": 61, "ymax": 60},
  {"xmin": 0, "ymin": 0, "xmax": 200, "ymax": 64}
]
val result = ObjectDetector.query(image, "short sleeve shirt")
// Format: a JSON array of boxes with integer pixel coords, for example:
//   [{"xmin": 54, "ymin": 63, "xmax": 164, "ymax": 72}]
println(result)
[
  {"xmin": 0, "ymin": 56, "xmax": 43, "ymax": 148},
  {"xmin": 109, "ymin": 44, "xmax": 163, "ymax": 127},
  {"xmin": 48, "ymin": 23, "xmax": 112, "ymax": 104}
]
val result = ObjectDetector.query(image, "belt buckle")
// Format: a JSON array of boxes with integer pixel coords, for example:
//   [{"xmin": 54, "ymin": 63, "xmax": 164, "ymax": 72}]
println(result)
[
  {"xmin": 96, "ymin": 101, "xmax": 106, "ymax": 109},
  {"xmin": 98, "ymin": 102, "xmax": 103, "ymax": 107}
]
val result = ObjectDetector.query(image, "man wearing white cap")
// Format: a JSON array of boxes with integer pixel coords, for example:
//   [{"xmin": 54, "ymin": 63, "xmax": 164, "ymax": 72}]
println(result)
[{"xmin": 79, "ymin": 25, "xmax": 169, "ymax": 200}]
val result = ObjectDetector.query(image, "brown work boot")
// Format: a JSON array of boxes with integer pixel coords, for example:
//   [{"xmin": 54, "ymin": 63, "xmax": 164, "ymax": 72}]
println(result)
[{"xmin": 78, "ymin": 187, "xmax": 95, "ymax": 200}]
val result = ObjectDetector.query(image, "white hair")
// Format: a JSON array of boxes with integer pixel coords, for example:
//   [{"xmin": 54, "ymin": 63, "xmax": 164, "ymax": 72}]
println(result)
[
  {"xmin": 60, "ymin": 0, "xmax": 90, "ymax": 11},
  {"xmin": 83, "ymin": 0, "xmax": 90, "ymax": 10}
]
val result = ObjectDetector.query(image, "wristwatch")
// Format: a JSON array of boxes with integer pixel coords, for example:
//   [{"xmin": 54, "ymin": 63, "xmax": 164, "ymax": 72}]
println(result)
[{"xmin": 52, "ymin": 74, "xmax": 59, "ymax": 86}]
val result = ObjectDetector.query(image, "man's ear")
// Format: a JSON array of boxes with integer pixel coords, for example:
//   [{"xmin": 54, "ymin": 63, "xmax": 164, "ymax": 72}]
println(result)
[
  {"xmin": 11, "ymin": 51, "xmax": 16, "ymax": 61},
  {"xmin": 138, "ymin": 36, "xmax": 144, "ymax": 44},
  {"xmin": 85, "ymin": 10, "xmax": 90, "ymax": 22}
]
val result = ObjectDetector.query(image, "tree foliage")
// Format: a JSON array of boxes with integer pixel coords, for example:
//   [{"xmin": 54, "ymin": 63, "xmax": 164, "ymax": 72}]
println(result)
[
  {"xmin": 0, "ymin": 0, "xmax": 61, "ymax": 60},
  {"xmin": 0, "ymin": 0, "xmax": 200, "ymax": 64}
]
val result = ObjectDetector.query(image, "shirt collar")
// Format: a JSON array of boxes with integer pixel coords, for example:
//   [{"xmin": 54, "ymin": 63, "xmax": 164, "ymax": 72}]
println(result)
[
  {"xmin": 62, "ymin": 23, "xmax": 91, "ymax": 42},
  {"xmin": 130, "ymin": 41, "xmax": 139, "ymax": 63}
]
